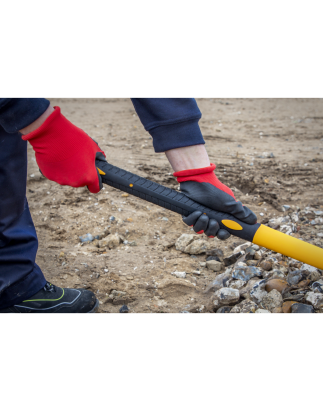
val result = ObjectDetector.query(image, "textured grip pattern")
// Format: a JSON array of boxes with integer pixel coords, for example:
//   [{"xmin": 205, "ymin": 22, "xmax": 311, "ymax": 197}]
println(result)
[{"xmin": 97, "ymin": 160, "xmax": 260, "ymax": 242}]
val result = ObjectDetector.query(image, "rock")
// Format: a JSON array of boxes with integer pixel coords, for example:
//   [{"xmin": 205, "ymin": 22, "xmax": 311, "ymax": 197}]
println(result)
[
  {"xmin": 199, "ymin": 262, "xmax": 206, "ymax": 268},
  {"xmin": 247, "ymin": 260, "xmax": 258, "ymax": 267},
  {"xmin": 311, "ymin": 280, "xmax": 323, "ymax": 293},
  {"xmin": 282, "ymin": 301, "xmax": 297, "ymax": 313},
  {"xmin": 256, "ymin": 309, "xmax": 271, "ymax": 313},
  {"xmin": 254, "ymin": 251, "xmax": 262, "ymax": 260},
  {"xmin": 206, "ymin": 269, "xmax": 232, "ymax": 292},
  {"xmin": 171, "ymin": 271, "xmax": 186, "ymax": 279},
  {"xmin": 192, "ymin": 270, "xmax": 201, "ymax": 275},
  {"xmin": 287, "ymin": 270, "xmax": 303, "ymax": 286},
  {"xmin": 271, "ymin": 269, "xmax": 286, "ymax": 279},
  {"xmin": 260, "ymin": 260, "xmax": 273, "ymax": 271},
  {"xmin": 272, "ymin": 307, "xmax": 283, "ymax": 313},
  {"xmin": 240, "ymin": 278, "xmax": 261, "ymax": 299},
  {"xmin": 265, "ymin": 279, "xmax": 288, "ymax": 293},
  {"xmin": 206, "ymin": 260, "xmax": 224, "ymax": 272},
  {"xmin": 300, "ymin": 264, "xmax": 321, "ymax": 281},
  {"xmin": 119, "ymin": 305, "xmax": 129, "ymax": 313},
  {"xmin": 216, "ymin": 306, "xmax": 232, "ymax": 313},
  {"xmin": 291, "ymin": 303, "xmax": 314, "ymax": 313},
  {"xmin": 245, "ymin": 247, "xmax": 256, "ymax": 258},
  {"xmin": 184, "ymin": 239, "xmax": 209, "ymax": 255},
  {"xmin": 109, "ymin": 290, "xmax": 127, "ymax": 299},
  {"xmin": 230, "ymin": 300, "xmax": 258, "ymax": 313},
  {"xmin": 305, "ymin": 292, "xmax": 323, "ymax": 309},
  {"xmin": 251, "ymin": 244, "xmax": 260, "ymax": 251},
  {"xmin": 223, "ymin": 252, "xmax": 243, "ymax": 266},
  {"xmin": 262, "ymin": 289, "xmax": 283, "ymax": 311},
  {"xmin": 232, "ymin": 266, "xmax": 262, "ymax": 281},
  {"xmin": 230, "ymin": 280, "xmax": 246, "ymax": 290},
  {"xmin": 213, "ymin": 287, "xmax": 240, "ymax": 307},
  {"xmin": 206, "ymin": 255, "xmax": 221, "ymax": 262},
  {"xmin": 206, "ymin": 248, "xmax": 224, "ymax": 258},
  {"xmin": 233, "ymin": 242, "xmax": 251, "ymax": 254},
  {"xmin": 162, "ymin": 217, "xmax": 168, "ymax": 221},
  {"xmin": 250, "ymin": 280, "xmax": 268, "ymax": 304},
  {"xmin": 175, "ymin": 234, "xmax": 196, "ymax": 252},
  {"xmin": 79, "ymin": 233, "xmax": 94, "ymax": 243},
  {"xmin": 99, "ymin": 233, "xmax": 121, "ymax": 249}
]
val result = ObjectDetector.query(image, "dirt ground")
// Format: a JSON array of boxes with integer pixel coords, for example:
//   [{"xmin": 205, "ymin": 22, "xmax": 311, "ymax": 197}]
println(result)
[{"xmin": 26, "ymin": 98, "xmax": 323, "ymax": 312}]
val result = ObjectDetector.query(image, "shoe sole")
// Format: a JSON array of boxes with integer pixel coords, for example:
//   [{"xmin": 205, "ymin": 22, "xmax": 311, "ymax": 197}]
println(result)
[
  {"xmin": 0, "ymin": 298, "xmax": 100, "ymax": 313},
  {"xmin": 88, "ymin": 299, "xmax": 100, "ymax": 313}
]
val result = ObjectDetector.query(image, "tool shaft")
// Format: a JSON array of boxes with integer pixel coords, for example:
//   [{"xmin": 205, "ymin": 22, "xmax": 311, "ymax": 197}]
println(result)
[{"xmin": 96, "ymin": 159, "xmax": 323, "ymax": 270}]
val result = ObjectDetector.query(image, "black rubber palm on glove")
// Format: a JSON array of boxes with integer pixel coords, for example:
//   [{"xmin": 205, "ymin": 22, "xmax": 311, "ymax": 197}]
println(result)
[{"xmin": 173, "ymin": 163, "xmax": 257, "ymax": 240}]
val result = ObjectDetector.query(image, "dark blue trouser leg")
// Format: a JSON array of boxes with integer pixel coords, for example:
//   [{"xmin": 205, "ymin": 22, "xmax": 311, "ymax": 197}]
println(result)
[{"xmin": 0, "ymin": 126, "xmax": 46, "ymax": 310}]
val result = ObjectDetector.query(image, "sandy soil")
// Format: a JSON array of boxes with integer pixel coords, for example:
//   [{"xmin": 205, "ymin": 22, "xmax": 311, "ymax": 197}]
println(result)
[{"xmin": 26, "ymin": 98, "xmax": 323, "ymax": 312}]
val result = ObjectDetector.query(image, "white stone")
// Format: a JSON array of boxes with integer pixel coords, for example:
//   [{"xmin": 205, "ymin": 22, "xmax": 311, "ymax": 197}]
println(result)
[
  {"xmin": 250, "ymin": 280, "xmax": 268, "ymax": 304},
  {"xmin": 206, "ymin": 260, "xmax": 223, "ymax": 272},
  {"xmin": 262, "ymin": 289, "xmax": 283, "ymax": 311},
  {"xmin": 233, "ymin": 242, "xmax": 251, "ymax": 254},
  {"xmin": 305, "ymin": 292, "xmax": 323, "ymax": 309},
  {"xmin": 171, "ymin": 271, "xmax": 186, "ymax": 279},
  {"xmin": 214, "ymin": 287, "xmax": 240, "ymax": 306},
  {"xmin": 184, "ymin": 239, "xmax": 209, "ymax": 255},
  {"xmin": 175, "ymin": 234, "xmax": 196, "ymax": 252},
  {"xmin": 255, "ymin": 309, "xmax": 271, "ymax": 313}
]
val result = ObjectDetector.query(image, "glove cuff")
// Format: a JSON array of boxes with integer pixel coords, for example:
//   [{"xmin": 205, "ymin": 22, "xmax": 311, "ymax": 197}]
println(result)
[{"xmin": 173, "ymin": 163, "xmax": 217, "ymax": 184}]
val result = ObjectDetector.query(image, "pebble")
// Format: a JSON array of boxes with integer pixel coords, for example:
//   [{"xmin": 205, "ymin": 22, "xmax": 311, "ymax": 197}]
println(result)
[
  {"xmin": 109, "ymin": 216, "xmax": 116, "ymax": 221},
  {"xmin": 223, "ymin": 252, "xmax": 243, "ymax": 266},
  {"xmin": 250, "ymin": 280, "xmax": 268, "ymax": 304},
  {"xmin": 213, "ymin": 287, "xmax": 240, "ymax": 307},
  {"xmin": 162, "ymin": 217, "xmax": 169, "ymax": 221},
  {"xmin": 121, "ymin": 193, "xmax": 129, "ymax": 197},
  {"xmin": 272, "ymin": 307, "xmax": 283, "ymax": 313},
  {"xmin": 255, "ymin": 309, "xmax": 271, "ymax": 313},
  {"xmin": 216, "ymin": 306, "xmax": 232, "ymax": 313},
  {"xmin": 305, "ymin": 292, "xmax": 323, "ymax": 309},
  {"xmin": 99, "ymin": 233, "xmax": 121, "ymax": 249},
  {"xmin": 311, "ymin": 280, "xmax": 323, "ymax": 293},
  {"xmin": 260, "ymin": 260, "xmax": 273, "ymax": 271},
  {"xmin": 119, "ymin": 305, "xmax": 129, "ymax": 313},
  {"xmin": 206, "ymin": 269, "xmax": 232, "ymax": 292},
  {"xmin": 261, "ymin": 289, "xmax": 283, "ymax": 311},
  {"xmin": 206, "ymin": 260, "xmax": 223, "ymax": 272},
  {"xmin": 185, "ymin": 239, "xmax": 209, "ymax": 255},
  {"xmin": 171, "ymin": 271, "xmax": 186, "ymax": 279},
  {"xmin": 232, "ymin": 266, "xmax": 262, "ymax": 281},
  {"xmin": 233, "ymin": 242, "xmax": 251, "ymax": 254},
  {"xmin": 230, "ymin": 300, "xmax": 258, "ymax": 313},
  {"xmin": 175, "ymin": 234, "xmax": 195, "ymax": 252},
  {"xmin": 230, "ymin": 280, "xmax": 246, "ymax": 290},
  {"xmin": 192, "ymin": 270, "xmax": 201, "ymax": 276},
  {"xmin": 287, "ymin": 270, "xmax": 303, "ymax": 286},
  {"xmin": 199, "ymin": 262, "xmax": 206, "ymax": 268},
  {"xmin": 246, "ymin": 260, "xmax": 258, "ymax": 267},
  {"xmin": 282, "ymin": 301, "xmax": 297, "ymax": 313},
  {"xmin": 206, "ymin": 255, "xmax": 221, "ymax": 262},
  {"xmin": 79, "ymin": 233, "xmax": 94, "ymax": 243},
  {"xmin": 265, "ymin": 279, "xmax": 288, "ymax": 293},
  {"xmin": 291, "ymin": 303, "xmax": 314, "ymax": 313},
  {"xmin": 254, "ymin": 251, "xmax": 262, "ymax": 260},
  {"xmin": 207, "ymin": 248, "xmax": 224, "ymax": 258}
]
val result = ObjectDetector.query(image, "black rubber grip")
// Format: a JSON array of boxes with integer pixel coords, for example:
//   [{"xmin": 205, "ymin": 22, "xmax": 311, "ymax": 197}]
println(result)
[{"xmin": 96, "ymin": 159, "xmax": 260, "ymax": 242}]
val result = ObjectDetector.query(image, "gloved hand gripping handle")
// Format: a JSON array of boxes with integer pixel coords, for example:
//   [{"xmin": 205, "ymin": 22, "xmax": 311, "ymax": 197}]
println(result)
[
  {"xmin": 96, "ymin": 158, "xmax": 323, "ymax": 270},
  {"xmin": 96, "ymin": 159, "xmax": 260, "ymax": 241}
]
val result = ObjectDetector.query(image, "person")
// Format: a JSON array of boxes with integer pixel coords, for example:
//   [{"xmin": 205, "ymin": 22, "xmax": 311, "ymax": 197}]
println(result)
[{"xmin": 0, "ymin": 98, "xmax": 256, "ymax": 313}]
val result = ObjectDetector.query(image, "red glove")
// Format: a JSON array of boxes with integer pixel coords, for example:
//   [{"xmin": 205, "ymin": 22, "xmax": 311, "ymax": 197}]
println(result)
[
  {"xmin": 174, "ymin": 163, "xmax": 257, "ymax": 240},
  {"xmin": 22, "ymin": 106, "xmax": 106, "ymax": 193}
]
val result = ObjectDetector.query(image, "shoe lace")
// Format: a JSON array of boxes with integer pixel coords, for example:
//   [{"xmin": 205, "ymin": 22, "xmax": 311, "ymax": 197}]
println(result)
[{"xmin": 43, "ymin": 282, "xmax": 56, "ymax": 293}]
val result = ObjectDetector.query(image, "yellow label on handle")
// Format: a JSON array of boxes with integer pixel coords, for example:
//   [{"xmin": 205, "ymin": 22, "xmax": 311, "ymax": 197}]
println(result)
[
  {"xmin": 97, "ymin": 168, "xmax": 106, "ymax": 175},
  {"xmin": 221, "ymin": 220, "xmax": 243, "ymax": 231}
]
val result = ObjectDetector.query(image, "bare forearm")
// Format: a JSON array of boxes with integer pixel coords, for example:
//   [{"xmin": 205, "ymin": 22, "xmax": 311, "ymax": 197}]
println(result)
[
  {"xmin": 20, "ymin": 105, "xmax": 55, "ymax": 135},
  {"xmin": 165, "ymin": 144, "xmax": 210, "ymax": 172}
]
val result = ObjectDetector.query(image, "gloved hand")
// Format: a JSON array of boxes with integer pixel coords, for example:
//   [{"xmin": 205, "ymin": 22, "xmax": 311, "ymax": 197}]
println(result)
[
  {"xmin": 173, "ymin": 163, "xmax": 257, "ymax": 240},
  {"xmin": 22, "ymin": 106, "xmax": 106, "ymax": 193}
]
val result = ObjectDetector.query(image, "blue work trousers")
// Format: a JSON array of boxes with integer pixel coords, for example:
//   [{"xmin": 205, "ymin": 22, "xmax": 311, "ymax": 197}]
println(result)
[{"xmin": 0, "ymin": 127, "xmax": 46, "ymax": 309}]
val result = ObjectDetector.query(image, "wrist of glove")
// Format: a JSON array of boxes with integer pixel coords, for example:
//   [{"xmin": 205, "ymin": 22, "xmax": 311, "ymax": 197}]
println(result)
[
  {"xmin": 173, "ymin": 163, "xmax": 257, "ymax": 241},
  {"xmin": 22, "ymin": 106, "xmax": 106, "ymax": 193}
]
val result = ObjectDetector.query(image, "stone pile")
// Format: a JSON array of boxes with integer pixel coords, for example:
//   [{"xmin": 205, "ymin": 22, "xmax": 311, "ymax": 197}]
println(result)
[{"xmin": 176, "ymin": 205, "xmax": 323, "ymax": 313}]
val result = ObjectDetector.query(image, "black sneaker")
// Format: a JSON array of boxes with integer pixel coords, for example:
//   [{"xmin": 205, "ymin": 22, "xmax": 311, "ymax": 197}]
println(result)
[{"xmin": 0, "ymin": 282, "xmax": 99, "ymax": 313}]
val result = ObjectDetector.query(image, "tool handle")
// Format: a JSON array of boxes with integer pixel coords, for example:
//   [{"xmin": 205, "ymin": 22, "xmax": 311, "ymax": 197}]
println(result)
[{"xmin": 96, "ymin": 159, "xmax": 260, "ymax": 242}]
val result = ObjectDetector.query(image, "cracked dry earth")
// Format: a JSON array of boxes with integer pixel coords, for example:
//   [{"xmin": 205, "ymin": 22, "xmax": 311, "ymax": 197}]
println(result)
[{"xmin": 26, "ymin": 98, "xmax": 323, "ymax": 313}]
